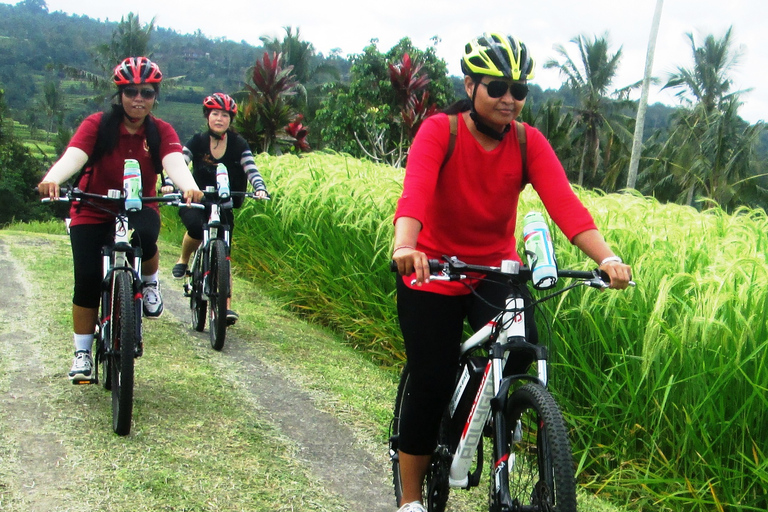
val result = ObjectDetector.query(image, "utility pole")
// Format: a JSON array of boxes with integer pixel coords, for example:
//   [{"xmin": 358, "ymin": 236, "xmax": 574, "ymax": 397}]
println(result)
[{"xmin": 626, "ymin": 0, "xmax": 664, "ymax": 189}]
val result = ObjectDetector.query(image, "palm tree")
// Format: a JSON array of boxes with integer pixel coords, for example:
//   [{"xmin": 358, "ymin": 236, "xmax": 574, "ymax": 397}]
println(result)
[
  {"xmin": 658, "ymin": 27, "xmax": 765, "ymax": 209},
  {"xmin": 664, "ymin": 27, "xmax": 741, "ymax": 116},
  {"xmin": 62, "ymin": 13, "xmax": 183, "ymax": 104},
  {"xmin": 545, "ymin": 34, "xmax": 629, "ymax": 187}
]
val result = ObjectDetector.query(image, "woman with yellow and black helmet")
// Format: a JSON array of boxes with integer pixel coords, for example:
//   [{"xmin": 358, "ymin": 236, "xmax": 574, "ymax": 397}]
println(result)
[{"xmin": 389, "ymin": 32, "xmax": 632, "ymax": 512}]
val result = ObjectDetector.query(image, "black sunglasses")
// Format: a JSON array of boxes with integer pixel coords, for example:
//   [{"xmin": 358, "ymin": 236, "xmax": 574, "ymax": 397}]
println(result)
[
  {"xmin": 480, "ymin": 80, "xmax": 529, "ymax": 101},
  {"xmin": 123, "ymin": 87, "xmax": 157, "ymax": 100}
]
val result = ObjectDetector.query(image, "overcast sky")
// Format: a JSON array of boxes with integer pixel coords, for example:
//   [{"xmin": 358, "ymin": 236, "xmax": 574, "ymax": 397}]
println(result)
[{"xmin": 12, "ymin": 0, "xmax": 767, "ymax": 124}]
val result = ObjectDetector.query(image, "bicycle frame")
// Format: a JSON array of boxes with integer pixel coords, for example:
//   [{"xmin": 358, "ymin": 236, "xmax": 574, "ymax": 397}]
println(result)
[
  {"xmin": 201, "ymin": 201, "xmax": 231, "ymax": 254},
  {"xmin": 447, "ymin": 262, "xmax": 535, "ymax": 489},
  {"xmin": 99, "ymin": 192, "xmax": 143, "ymax": 367}
]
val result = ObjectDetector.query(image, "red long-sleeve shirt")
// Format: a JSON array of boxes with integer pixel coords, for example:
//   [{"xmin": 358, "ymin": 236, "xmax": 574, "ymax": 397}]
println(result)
[
  {"xmin": 394, "ymin": 112, "xmax": 596, "ymax": 294},
  {"xmin": 67, "ymin": 112, "xmax": 182, "ymax": 226}
]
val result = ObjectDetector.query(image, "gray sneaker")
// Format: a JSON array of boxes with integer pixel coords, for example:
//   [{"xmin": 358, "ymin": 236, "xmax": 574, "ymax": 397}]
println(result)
[
  {"xmin": 68, "ymin": 350, "xmax": 94, "ymax": 380},
  {"xmin": 142, "ymin": 281, "xmax": 164, "ymax": 318}
]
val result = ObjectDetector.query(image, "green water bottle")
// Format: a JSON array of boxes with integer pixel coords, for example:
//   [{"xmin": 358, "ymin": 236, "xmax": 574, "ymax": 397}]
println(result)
[
  {"xmin": 522, "ymin": 211, "xmax": 558, "ymax": 289},
  {"xmin": 123, "ymin": 159, "xmax": 142, "ymax": 211}
]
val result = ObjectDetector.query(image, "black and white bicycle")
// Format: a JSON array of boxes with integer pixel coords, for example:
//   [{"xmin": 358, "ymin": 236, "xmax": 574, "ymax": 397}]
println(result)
[
  {"xmin": 44, "ymin": 187, "xmax": 186, "ymax": 435},
  {"xmin": 390, "ymin": 255, "xmax": 632, "ymax": 512}
]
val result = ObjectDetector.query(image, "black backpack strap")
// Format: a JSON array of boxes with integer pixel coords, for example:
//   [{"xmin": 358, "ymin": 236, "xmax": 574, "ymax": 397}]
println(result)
[
  {"xmin": 144, "ymin": 116, "xmax": 163, "ymax": 174},
  {"xmin": 440, "ymin": 114, "xmax": 458, "ymax": 171}
]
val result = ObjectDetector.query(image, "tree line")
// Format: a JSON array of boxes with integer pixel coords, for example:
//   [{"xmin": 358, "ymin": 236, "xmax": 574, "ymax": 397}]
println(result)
[{"xmin": 0, "ymin": 0, "xmax": 766, "ymax": 226}]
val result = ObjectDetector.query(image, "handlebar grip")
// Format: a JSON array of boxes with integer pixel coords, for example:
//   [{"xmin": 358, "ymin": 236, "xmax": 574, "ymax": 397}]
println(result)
[{"xmin": 389, "ymin": 258, "xmax": 444, "ymax": 273}]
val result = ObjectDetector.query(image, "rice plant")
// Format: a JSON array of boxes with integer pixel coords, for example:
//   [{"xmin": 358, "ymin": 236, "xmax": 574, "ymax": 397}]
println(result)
[{"xmin": 159, "ymin": 152, "xmax": 767, "ymax": 511}]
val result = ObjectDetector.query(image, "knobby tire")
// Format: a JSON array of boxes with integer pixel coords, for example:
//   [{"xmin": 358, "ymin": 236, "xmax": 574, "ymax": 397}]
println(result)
[
  {"xmin": 499, "ymin": 383, "xmax": 577, "ymax": 512},
  {"xmin": 110, "ymin": 271, "xmax": 136, "ymax": 436},
  {"xmin": 208, "ymin": 239, "xmax": 229, "ymax": 351},
  {"xmin": 190, "ymin": 249, "xmax": 207, "ymax": 332}
]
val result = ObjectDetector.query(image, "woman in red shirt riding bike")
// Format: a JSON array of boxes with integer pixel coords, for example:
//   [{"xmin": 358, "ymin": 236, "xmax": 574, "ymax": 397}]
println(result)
[
  {"xmin": 390, "ymin": 32, "xmax": 632, "ymax": 512},
  {"xmin": 38, "ymin": 56, "xmax": 203, "ymax": 382}
]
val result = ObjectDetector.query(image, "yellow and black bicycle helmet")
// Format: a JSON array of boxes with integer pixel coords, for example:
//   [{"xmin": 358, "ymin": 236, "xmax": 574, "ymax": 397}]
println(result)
[{"xmin": 461, "ymin": 32, "xmax": 535, "ymax": 81}]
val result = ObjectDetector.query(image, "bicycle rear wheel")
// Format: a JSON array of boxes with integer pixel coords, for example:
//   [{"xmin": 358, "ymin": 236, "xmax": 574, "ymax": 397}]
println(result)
[
  {"xmin": 109, "ymin": 271, "xmax": 136, "ymax": 436},
  {"xmin": 494, "ymin": 383, "xmax": 577, "ymax": 512},
  {"xmin": 189, "ymin": 249, "xmax": 207, "ymax": 332},
  {"xmin": 390, "ymin": 364, "xmax": 451, "ymax": 512},
  {"xmin": 207, "ymin": 239, "xmax": 229, "ymax": 351}
]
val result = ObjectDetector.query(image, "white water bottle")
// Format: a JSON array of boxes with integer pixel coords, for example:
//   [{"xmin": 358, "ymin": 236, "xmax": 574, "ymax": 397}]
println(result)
[
  {"xmin": 522, "ymin": 211, "xmax": 558, "ymax": 289},
  {"xmin": 215, "ymin": 163, "xmax": 230, "ymax": 199},
  {"xmin": 123, "ymin": 159, "xmax": 142, "ymax": 211}
]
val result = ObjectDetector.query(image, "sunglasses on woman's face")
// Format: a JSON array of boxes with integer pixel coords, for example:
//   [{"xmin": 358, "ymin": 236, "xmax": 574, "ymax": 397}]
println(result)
[
  {"xmin": 123, "ymin": 87, "xmax": 157, "ymax": 100},
  {"xmin": 480, "ymin": 80, "xmax": 529, "ymax": 101}
]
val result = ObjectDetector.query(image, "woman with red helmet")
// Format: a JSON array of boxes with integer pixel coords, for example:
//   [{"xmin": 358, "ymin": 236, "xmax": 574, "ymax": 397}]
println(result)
[
  {"xmin": 164, "ymin": 92, "xmax": 269, "ymax": 326},
  {"xmin": 37, "ymin": 56, "xmax": 203, "ymax": 382}
]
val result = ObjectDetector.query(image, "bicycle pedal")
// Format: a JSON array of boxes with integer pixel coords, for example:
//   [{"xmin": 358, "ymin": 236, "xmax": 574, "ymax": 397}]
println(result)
[{"xmin": 71, "ymin": 377, "xmax": 97, "ymax": 385}]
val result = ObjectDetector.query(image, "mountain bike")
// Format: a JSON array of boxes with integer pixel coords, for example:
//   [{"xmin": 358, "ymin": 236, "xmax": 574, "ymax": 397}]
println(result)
[
  {"xmin": 389, "ymin": 255, "xmax": 633, "ymax": 512},
  {"xmin": 182, "ymin": 188, "xmax": 262, "ymax": 351},
  {"xmin": 44, "ymin": 187, "xmax": 186, "ymax": 436}
]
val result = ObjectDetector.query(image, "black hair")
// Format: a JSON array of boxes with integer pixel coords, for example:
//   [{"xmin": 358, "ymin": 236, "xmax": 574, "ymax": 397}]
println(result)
[{"xmin": 442, "ymin": 98, "xmax": 471, "ymax": 115}]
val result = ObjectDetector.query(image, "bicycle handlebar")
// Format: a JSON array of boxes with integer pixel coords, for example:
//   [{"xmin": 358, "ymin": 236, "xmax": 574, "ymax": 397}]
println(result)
[
  {"xmin": 42, "ymin": 187, "xmax": 185, "ymax": 205},
  {"xmin": 390, "ymin": 255, "xmax": 627, "ymax": 289}
]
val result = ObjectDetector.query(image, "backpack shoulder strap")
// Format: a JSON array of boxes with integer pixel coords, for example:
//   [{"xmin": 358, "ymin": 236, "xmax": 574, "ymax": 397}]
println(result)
[
  {"xmin": 515, "ymin": 120, "xmax": 528, "ymax": 186},
  {"xmin": 145, "ymin": 116, "xmax": 163, "ymax": 175},
  {"xmin": 440, "ymin": 114, "xmax": 458, "ymax": 171}
]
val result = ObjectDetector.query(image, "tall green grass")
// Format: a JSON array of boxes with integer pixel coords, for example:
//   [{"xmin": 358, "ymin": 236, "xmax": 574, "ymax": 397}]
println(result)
[{"xmin": 159, "ymin": 153, "xmax": 767, "ymax": 511}]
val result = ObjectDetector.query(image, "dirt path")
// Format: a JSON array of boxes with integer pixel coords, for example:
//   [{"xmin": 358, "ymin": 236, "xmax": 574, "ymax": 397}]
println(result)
[
  {"xmin": 0, "ymin": 235, "xmax": 394, "ymax": 512},
  {"xmin": 0, "ymin": 238, "xmax": 72, "ymax": 511}
]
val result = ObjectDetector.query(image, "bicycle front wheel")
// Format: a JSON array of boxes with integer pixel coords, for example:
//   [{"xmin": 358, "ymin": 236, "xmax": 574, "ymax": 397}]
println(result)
[
  {"xmin": 109, "ymin": 271, "xmax": 136, "ymax": 436},
  {"xmin": 495, "ymin": 383, "xmax": 577, "ymax": 512},
  {"xmin": 189, "ymin": 249, "xmax": 207, "ymax": 332},
  {"xmin": 208, "ymin": 239, "xmax": 230, "ymax": 351}
]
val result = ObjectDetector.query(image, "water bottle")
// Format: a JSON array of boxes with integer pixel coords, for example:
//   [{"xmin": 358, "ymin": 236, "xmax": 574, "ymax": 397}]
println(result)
[
  {"xmin": 123, "ymin": 159, "xmax": 142, "ymax": 211},
  {"xmin": 522, "ymin": 211, "xmax": 558, "ymax": 289},
  {"xmin": 215, "ymin": 163, "xmax": 230, "ymax": 199}
]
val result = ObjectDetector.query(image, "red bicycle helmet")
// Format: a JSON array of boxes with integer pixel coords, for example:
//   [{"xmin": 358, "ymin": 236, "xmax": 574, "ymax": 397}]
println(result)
[
  {"xmin": 203, "ymin": 93, "xmax": 238, "ymax": 118},
  {"xmin": 113, "ymin": 57, "xmax": 163, "ymax": 86}
]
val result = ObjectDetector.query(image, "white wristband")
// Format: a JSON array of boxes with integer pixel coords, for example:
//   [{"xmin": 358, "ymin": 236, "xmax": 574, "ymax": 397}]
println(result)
[{"xmin": 599, "ymin": 256, "xmax": 623, "ymax": 266}]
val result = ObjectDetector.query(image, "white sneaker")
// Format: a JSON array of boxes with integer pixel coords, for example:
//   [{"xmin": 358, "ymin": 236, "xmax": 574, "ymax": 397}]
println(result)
[
  {"xmin": 397, "ymin": 502, "xmax": 426, "ymax": 512},
  {"xmin": 68, "ymin": 350, "xmax": 94, "ymax": 380},
  {"xmin": 142, "ymin": 281, "xmax": 164, "ymax": 318}
]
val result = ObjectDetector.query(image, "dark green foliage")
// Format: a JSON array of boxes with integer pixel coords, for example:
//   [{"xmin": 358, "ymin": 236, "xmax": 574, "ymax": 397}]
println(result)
[
  {"xmin": 0, "ymin": 98, "xmax": 50, "ymax": 224},
  {"xmin": 314, "ymin": 37, "xmax": 456, "ymax": 162}
]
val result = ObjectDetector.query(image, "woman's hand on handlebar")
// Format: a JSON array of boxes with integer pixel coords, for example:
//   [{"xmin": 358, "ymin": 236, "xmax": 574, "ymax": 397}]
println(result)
[
  {"xmin": 392, "ymin": 246, "xmax": 431, "ymax": 285},
  {"xmin": 599, "ymin": 260, "xmax": 633, "ymax": 290},
  {"xmin": 37, "ymin": 181, "xmax": 60, "ymax": 199},
  {"xmin": 183, "ymin": 189, "xmax": 205, "ymax": 204}
]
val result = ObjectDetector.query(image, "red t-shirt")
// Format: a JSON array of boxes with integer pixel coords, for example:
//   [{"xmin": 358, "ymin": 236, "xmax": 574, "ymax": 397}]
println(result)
[
  {"xmin": 67, "ymin": 112, "xmax": 183, "ymax": 225},
  {"xmin": 394, "ymin": 113, "xmax": 597, "ymax": 295}
]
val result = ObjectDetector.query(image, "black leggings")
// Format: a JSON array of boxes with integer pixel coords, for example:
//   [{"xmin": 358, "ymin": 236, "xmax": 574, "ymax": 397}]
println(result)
[
  {"xmin": 178, "ymin": 205, "xmax": 235, "ymax": 241},
  {"xmin": 69, "ymin": 208, "xmax": 160, "ymax": 309},
  {"xmin": 396, "ymin": 274, "xmax": 536, "ymax": 455}
]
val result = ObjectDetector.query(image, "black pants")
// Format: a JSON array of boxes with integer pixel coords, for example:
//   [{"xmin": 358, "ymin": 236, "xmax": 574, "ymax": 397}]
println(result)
[
  {"xmin": 69, "ymin": 208, "xmax": 160, "ymax": 309},
  {"xmin": 395, "ymin": 274, "xmax": 536, "ymax": 455},
  {"xmin": 178, "ymin": 205, "xmax": 235, "ymax": 241}
]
